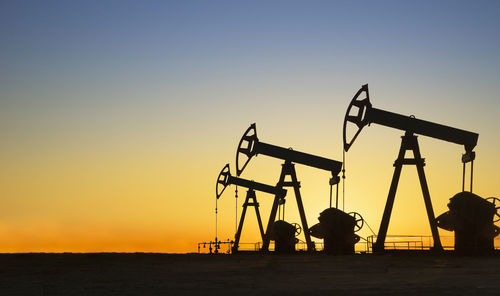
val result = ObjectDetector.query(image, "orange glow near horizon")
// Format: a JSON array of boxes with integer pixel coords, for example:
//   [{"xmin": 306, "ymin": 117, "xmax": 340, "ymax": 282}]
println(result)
[{"xmin": 2, "ymin": 117, "xmax": 498, "ymax": 253}]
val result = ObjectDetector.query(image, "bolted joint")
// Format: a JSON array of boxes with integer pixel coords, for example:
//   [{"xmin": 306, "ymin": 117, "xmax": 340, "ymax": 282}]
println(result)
[
  {"xmin": 462, "ymin": 151, "xmax": 475, "ymax": 163},
  {"xmin": 329, "ymin": 176, "xmax": 341, "ymax": 185}
]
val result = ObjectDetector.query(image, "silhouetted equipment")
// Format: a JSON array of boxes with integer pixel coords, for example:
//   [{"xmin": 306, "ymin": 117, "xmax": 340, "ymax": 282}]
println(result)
[
  {"xmin": 236, "ymin": 123, "xmax": 343, "ymax": 252},
  {"xmin": 436, "ymin": 192, "xmax": 500, "ymax": 255},
  {"xmin": 343, "ymin": 84, "xmax": 479, "ymax": 253},
  {"xmin": 237, "ymin": 124, "xmax": 342, "ymax": 176},
  {"xmin": 310, "ymin": 209, "xmax": 363, "ymax": 254},
  {"xmin": 198, "ymin": 239, "xmax": 234, "ymax": 254},
  {"xmin": 217, "ymin": 164, "xmax": 286, "ymax": 253},
  {"xmin": 269, "ymin": 220, "xmax": 301, "ymax": 253}
]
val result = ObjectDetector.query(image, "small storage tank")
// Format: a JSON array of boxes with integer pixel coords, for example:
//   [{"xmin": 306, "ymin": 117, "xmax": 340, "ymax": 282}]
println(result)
[
  {"xmin": 270, "ymin": 220, "xmax": 297, "ymax": 253},
  {"xmin": 436, "ymin": 192, "xmax": 499, "ymax": 255},
  {"xmin": 315, "ymin": 208, "xmax": 358, "ymax": 255}
]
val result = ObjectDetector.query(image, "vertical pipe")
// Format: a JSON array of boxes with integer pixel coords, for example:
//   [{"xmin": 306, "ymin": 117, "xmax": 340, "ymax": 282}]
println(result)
[
  {"xmin": 329, "ymin": 184, "xmax": 333, "ymax": 208},
  {"xmin": 462, "ymin": 163, "xmax": 466, "ymax": 192},
  {"xmin": 235, "ymin": 186, "xmax": 238, "ymax": 233},
  {"xmin": 336, "ymin": 184, "xmax": 339, "ymax": 209},
  {"xmin": 470, "ymin": 160, "xmax": 474, "ymax": 192},
  {"xmin": 342, "ymin": 150, "xmax": 346, "ymax": 211},
  {"xmin": 283, "ymin": 202, "xmax": 285, "ymax": 220},
  {"xmin": 215, "ymin": 199, "xmax": 218, "ymax": 242}
]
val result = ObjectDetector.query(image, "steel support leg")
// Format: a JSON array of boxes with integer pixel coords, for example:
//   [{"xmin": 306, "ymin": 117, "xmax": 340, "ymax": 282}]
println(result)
[
  {"xmin": 261, "ymin": 164, "xmax": 288, "ymax": 251},
  {"xmin": 252, "ymin": 193, "xmax": 266, "ymax": 242},
  {"xmin": 233, "ymin": 189, "xmax": 266, "ymax": 253},
  {"xmin": 374, "ymin": 137, "xmax": 406, "ymax": 253},
  {"xmin": 233, "ymin": 192, "xmax": 250, "ymax": 252},
  {"xmin": 261, "ymin": 161, "xmax": 313, "ymax": 252},
  {"xmin": 286, "ymin": 162, "xmax": 313, "ymax": 251},
  {"xmin": 374, "ymin": 132, "xmax": 443, "ymax": 253},
  {"xmin": 413, "ymin": 140, "xmax": 443, "ymax": 251}
]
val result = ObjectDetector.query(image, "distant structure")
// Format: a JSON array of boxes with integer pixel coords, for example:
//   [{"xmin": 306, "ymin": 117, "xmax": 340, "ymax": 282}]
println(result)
[{"xmin": 216, "ymin": 164, "xmax": 286, "ymax": 253}]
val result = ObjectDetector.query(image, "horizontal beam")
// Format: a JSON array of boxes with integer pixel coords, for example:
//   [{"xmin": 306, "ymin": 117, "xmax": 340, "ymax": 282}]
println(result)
[
  {"xmin": 367, "ymin": 108, "xmax": 478, "ymax": 152},
  {"xmin": 255, "ymin": 142, "xmax": 342, "ymax": 175},
  {"xmin": 227, "ymin": 175, "xmax": 286, "ymax": 197}
]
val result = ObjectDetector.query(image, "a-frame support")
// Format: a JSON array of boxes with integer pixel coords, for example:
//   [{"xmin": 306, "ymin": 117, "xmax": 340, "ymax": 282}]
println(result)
[
  {"xmin": 261, "ymin": 161, "xmax": 314, "ymax": 252},
  {"xmin": 232, "ymin": 189, "xmax": 265, "ymax": 253},
  {"xmin": 374, "ymin": 132, "xmax": 443, "ymax": 253}
]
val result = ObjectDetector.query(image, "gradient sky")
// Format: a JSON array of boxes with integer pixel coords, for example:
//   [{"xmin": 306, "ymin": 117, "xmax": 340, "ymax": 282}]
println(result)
[{"xmin": 1, "ymin": 0, "xmax": 499, "ymax": 252}]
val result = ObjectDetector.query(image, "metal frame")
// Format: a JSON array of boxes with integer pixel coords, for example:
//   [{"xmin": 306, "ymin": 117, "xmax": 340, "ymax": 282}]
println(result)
[
  {"xmin": 236, "ymin": 123, "xmax": 342, "ymax": 176},
  {"xmin": 216, "ymin": 164, "xmax": 286, "ymax": 253},
  {"xmin": 235, "ymin": 124, "xmax": 342, "ymax": 252},
  {"xmin": 233, "ymin": 188, "xmax": 265, "ymax": 253},
  {"xmin": 261, "ymin": 161, "xmax": 314, "ymax": 252},
  {"xmin": 373, "ymin": 132, "xmax": 443, "ymax": 253},
  {"xmin": 343, "ymin": 84, "xmax": 479, "ymax": 253}
]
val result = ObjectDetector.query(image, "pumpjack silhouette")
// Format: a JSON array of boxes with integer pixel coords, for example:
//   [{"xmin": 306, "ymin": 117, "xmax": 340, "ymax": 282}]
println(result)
[
  {"xmin": 206, "ymin": 84, "xmax": 498, "ymax": 255},
  {"xmin": 216, "ymin": 164, "xmax": 286, "ymax": 252},
  {"xmin": 343, "ymin": 84, "xmax": 490, "ymax": 253},
  {"xmin": 236, "ymin": 123, "xmax": 342, "ymax": 252}
]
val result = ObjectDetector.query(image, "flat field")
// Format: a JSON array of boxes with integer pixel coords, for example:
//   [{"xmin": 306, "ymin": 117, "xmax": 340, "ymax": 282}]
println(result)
[{"xmin": 0, "ymin": 253, "xmax": 499, "ymax": 295}]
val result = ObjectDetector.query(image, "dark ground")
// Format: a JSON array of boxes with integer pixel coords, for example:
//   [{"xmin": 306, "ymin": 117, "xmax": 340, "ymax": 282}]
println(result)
[{"xmin": 0, "ymin": 253, "xmax": 499, "ymax": 295}]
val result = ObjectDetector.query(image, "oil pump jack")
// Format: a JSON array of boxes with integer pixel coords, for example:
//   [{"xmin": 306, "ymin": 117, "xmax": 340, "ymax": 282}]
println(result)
[
  {"xmin": 236, "ymin": 123, "xmax": 343, "ymax": 251},
  {"xmin": 216, "ymin": 164, "xmax": 287, "ymax": 252},
  {"xmin": 343, "ymin": 84, "xmax": 479, "ymax": 253}
]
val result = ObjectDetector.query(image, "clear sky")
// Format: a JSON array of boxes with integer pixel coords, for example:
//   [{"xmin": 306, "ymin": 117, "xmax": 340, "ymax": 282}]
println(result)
[{"xmin": 1, "ymin": 0, "xmax": 499, "ymax": 252}]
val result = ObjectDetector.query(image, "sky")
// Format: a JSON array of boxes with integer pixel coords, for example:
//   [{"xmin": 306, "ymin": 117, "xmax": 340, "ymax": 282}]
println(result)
[{"xmin": 1, "ymin": 0, "xmax": 499, "ymax": 253}]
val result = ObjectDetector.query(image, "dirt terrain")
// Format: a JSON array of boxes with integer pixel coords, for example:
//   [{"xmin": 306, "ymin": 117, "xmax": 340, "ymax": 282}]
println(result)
[{"xmin": 0, "ymin": 253, "xmax": 499, "ymax": 295}]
